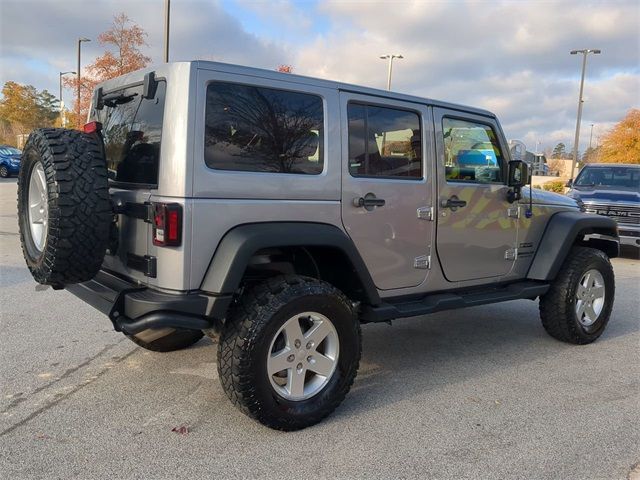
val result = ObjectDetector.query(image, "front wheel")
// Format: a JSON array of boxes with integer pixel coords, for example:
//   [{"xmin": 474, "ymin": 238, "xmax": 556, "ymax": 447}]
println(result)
[
  {"xmin": 539, "ymin": 246, "xmax": 615, "ymax": 344},
  {"xmin": 0, "ymin": 165, "xmax": 9, "ymax": 178},
  {"xmin": 217, "ymin": 275, "xmax": 361, "ymax": 430}
]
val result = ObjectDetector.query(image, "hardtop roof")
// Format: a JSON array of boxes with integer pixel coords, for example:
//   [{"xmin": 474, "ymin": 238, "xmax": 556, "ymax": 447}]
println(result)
[
  {"xmin": 96, "ymin": 60, "xmax": 496, "ymax": 119},
  {"xmin": 194, "ymin": 60, "xmax": 495, "ymax": 117}
]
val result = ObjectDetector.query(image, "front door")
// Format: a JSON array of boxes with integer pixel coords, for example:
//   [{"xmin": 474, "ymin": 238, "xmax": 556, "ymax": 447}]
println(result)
[
  {"xmin": 340, "ymin": 93, "xmax": 434, "ymax": 291},
  {"xmin": 433, "ymin": 108, "xmax": 517, "ymax": 282}
]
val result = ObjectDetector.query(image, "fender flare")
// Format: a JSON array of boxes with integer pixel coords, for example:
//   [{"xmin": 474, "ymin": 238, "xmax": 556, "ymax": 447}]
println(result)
[
  {"xmin": 527, "ymin": 211, "xmax": 619, "ymax": 281},
  {"xmin": 200, "ymin": 222, "xmax": 381, "ymax": 305}
]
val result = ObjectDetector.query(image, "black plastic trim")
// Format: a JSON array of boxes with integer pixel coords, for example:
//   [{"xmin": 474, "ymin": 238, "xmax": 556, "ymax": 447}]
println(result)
[
  {"xmin": 114, "ymin": 312, "xmax": 210, "ymax": 335},
  {"xmin": 66, "ymin": 270, "xmax": 233, "ymax": 332},
  {"xmin": 527, "ymin": 211, "xmax": 619, "ymax": 281},
  {"xmin": 200, "ymin": 222, "xmax": 381, "ymax": 305},
  {"xmin": 126, "ymin": 253, "xmax": 157, "ymax": 278},
  {"xmin": 361, "ymin": 280, "xmax": 549, "ymax": 323},
  {"xmin": 113, "ymin": 201, "xmax": 153, "ymax": 223}
]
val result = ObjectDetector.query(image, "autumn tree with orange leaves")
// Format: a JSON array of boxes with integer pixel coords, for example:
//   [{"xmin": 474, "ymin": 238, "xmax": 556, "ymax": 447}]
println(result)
[
  {"xmin": 64, "ymin": 13, "xmax": 150, "ymax": 128},
  {"xmin": 597, "ymin": 109, "xmax": 640, "ymax": 164}
]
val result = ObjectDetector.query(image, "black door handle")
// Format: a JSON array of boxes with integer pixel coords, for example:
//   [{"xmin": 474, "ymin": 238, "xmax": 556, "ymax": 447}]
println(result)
[
  {"xmin": 354, "ymin": 193, "xmax": 385, "ymax": 211},
  {"xmin": 440, "ymin": 195, "xmax": 467, "ymax": 211}
]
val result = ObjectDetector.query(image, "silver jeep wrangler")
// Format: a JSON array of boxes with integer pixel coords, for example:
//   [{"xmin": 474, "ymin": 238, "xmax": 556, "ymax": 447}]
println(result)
[{"xmin": 17, "ymin": 61, "xmax": 619, "ymax": 430}]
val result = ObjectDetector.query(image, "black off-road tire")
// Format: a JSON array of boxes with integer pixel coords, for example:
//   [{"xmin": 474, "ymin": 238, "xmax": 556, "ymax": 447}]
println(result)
[
  {"xmin": 17, "ymin": 128, "xmax": 111, "ymax": 286},
  {"xmin": 218, "ymin": 275, "xmax": 361, "ymax": 431},
  {"xmin": 539, "ymin": 246, "xmax": 615, "ymax": 344},
  {"xmin": 127, "ymin": 329, "xmax": 205, "ymax": 352}
]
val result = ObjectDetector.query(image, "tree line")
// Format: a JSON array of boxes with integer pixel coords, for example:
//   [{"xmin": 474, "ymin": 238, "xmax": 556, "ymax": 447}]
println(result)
[
  {"xmin": 546, "ymin": 109, "xmax": 639, "ymax": 168},
  {"xmin": 0, "ymin": 13, "xmax": 149, "ymax": 146}
]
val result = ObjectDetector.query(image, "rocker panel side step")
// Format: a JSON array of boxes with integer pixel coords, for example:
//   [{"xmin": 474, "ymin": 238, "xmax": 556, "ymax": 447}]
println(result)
[{"xmin": 360, "ymin": 281, "xmax": 550, "ymax": 323}]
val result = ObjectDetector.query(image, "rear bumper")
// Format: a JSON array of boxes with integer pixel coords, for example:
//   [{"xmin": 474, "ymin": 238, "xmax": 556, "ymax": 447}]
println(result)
[{"xmin": 66, "ymin": 270, "xmax": 233, "ymax": 334}]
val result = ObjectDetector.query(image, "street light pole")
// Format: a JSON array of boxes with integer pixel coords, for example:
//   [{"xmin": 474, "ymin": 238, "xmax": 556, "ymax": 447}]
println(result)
[
  {"xmin": 164, "ymin": 0, "xmax": 170, "ymax": 63},
  {"xmin": 380, "ymin": 54, "xmax": 403, "ymax": 90},
  {"xmin": 76, "ymin": 37, "xmax": 91, "ymax": 128},
  {"xmin": 569, "ymin": 48, "xmax": 600, "ymax": 180},
  {"xmin": 59, "ymin": 71, "xmax": 76, "ymax": 127}
]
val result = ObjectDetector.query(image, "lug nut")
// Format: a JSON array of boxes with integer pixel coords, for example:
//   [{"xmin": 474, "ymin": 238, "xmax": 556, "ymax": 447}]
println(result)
[
  {"xmin": 306, "ymin": 341, "xmax": 314, "ymax": 350},
  {"xmin": 287, "ymin": 354, "xmax": 295, "ymax": 362},
  {"xmin": 294, "ymin": 339, "xmax": 301, "ymax": 349},
  {"xmin": 296, "ymin": 363, "xmax": 303, "ymax": 372},
  {"xmin": 307, "ymin": 356, "xmax": 314, "ymax": 364}
]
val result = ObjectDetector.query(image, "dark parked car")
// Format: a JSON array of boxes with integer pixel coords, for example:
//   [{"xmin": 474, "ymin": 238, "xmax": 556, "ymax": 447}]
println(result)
[
  {"xmin": 0, "ymin": 145, "xmax": 22, "ymax": 177},
  {"xmin": 567, "ymin": 163, "xmax": 640, "ymax": 248}
]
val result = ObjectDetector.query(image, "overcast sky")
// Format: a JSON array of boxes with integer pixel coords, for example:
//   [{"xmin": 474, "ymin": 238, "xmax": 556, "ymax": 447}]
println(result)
[{"xmin": 1, "ymin": 0, "xmax": 638, "ymax": 152}]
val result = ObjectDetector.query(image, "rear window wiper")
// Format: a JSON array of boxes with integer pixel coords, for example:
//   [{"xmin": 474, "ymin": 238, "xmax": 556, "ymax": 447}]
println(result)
[{"xmin": 102, "ymin": 92, "xmax": 138, "ymax": 108}]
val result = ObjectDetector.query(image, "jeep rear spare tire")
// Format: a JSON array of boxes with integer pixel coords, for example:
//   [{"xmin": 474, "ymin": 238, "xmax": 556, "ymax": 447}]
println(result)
[{"xmin": 17, "ymin": 128, "xmax": 111, "ymax": 286}]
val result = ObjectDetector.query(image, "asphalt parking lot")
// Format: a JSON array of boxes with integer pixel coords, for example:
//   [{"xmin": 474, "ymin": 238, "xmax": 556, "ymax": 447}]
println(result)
[{"xmin": 1, "ymin": 176, "xmax": 638, "ymax": 480}]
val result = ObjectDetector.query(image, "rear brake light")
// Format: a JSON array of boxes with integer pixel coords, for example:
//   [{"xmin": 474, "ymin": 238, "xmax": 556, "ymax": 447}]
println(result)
[
  {"xmin": 152, "ymin": 203, "xmax": 182, "ymax": 247},
  {"xmin": 83, "ymin": 121, "xmax": 102, "ymax": 134}
]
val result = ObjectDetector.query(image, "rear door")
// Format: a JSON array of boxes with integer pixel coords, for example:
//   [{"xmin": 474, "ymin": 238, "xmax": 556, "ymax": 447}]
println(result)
[
  {"xmin": 91, "ymin": 81, "xmax": 167, "ymax": 284},
  {"xmin": 433, "ymin": 108, "xmax": 517, "ymax": 281},
  {"xmin": 340, "ymin": 92, "xmax": 434, "ymax": 291}
]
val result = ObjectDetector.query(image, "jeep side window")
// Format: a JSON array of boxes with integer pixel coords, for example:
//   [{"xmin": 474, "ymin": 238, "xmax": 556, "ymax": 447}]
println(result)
[
  {"xmin": 348, "ymin": 103, "xmax": 421, "ymax": 179},
  {"xmin": 204, "ymin": 83, "xmax": 324, "ymax": 175},
  {"xmin": 442, "ymin": 118, "xmax": 504, "ymax": 184}
]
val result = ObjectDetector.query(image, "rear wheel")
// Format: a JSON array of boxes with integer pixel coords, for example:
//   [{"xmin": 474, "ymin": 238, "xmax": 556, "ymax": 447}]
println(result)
[
  {"xmin": 127, "ymin": 328, "xmax": 204, "ymax": 352},
  {"xmin": 218, "ymin": 275, "xmax": 361, "ymax": 430},
  {"xmin": 0, "ymin": 165, "xmax": 8, "ymax": 178},
  {"xmin": 539, "ymin": 246, "xmax": 614, "ymax": 344}
]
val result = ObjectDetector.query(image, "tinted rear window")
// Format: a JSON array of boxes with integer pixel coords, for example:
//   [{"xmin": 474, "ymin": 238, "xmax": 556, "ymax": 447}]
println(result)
[
  {"xmin": 204, "ymin": 82, "xmax": 324, "ymax": 174},
  {"xmin": 93, "ymin": 81, "xmax": 166, "ymax": 186}
]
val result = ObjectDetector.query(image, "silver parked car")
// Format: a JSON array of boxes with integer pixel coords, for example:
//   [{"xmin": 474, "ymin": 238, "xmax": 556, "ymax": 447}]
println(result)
[{"xmin": 17, "ymin": 61, "xmax": 619, "ymax": 430}]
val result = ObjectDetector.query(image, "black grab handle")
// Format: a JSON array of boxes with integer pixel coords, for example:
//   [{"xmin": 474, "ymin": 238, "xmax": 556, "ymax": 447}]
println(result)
[
  {"xmin": 355, "ymin": 197, "xmax": 386, "ymax": 208},
  {"xmin": 440, "ymin": 196, "xmax": 467, "ymax": 210}
]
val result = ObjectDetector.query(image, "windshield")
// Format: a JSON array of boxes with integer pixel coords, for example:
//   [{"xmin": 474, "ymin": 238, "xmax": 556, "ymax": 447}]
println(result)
[
  {"xmin": 575, "ymin": 166, "xmax": 640, "ymax": 191},
  {"xmin": 91, "ymin": 81, "xmax": 166, "ymax": 186}
]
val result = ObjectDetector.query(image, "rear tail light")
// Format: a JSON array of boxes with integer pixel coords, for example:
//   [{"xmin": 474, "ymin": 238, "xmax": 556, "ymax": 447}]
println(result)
[
  {"xmin": 83, "ymin": 121, "xmax": 102, "ymax": 134},
  {"xmin": 152, "ymin": 203, "xmax": 182, "ymax": 247}
]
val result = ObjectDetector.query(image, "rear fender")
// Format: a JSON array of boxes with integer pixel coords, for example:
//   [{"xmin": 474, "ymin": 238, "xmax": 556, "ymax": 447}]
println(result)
[{"xmin": 200, "ymin": 222, "xmax": 381, "ymax": 305}]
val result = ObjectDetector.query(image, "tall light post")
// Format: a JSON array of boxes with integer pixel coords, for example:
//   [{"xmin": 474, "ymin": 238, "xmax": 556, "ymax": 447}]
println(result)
[
  {"xmin": 569, "ymin": 48, "xmax": 600, "ymax": 180},
  {"xmin": 164, "ymin": 0, "xmax": 171, "ymax": 62},
  {"xmin": 380, "ymin": 54, "xmax": 403, "ymax": 90},
  {"xmin": 59, "ymin": 71, "xmax": 76, "ymax": 127},
  {"xmin": 76, "ymin": 37, "xmax": 91, "ymax": 128}
]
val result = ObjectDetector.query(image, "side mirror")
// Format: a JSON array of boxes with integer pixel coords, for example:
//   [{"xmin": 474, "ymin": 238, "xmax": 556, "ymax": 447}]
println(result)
[
  {"xmin": 565, "ymin": 179, "xmax": 573, "ymax": 188},
  {"xmin": 507, "ymin": 160, "xmax": 529, "ymax": 188}
]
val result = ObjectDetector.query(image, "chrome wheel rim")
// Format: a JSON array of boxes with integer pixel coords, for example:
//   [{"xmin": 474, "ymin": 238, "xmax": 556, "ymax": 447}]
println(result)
[
  {"xmin": 28, "ymin": 162, "xmax": 48, "ymax": 252},
  {"xmin": 575, "ymin": 269, "xmax": 605, "ymax": 327},
  {"xmin": 267, "ymin": 312, "xmax": 339, "ymax": 401}
]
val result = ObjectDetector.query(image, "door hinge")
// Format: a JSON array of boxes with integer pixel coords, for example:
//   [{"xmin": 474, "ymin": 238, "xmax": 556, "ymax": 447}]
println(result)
[
  {"xmin": 507, "ymin": 206, "xmax": 520, "ymax": 219},
  {"xmin": 113, "ymin": 200, "xmax": 154, "ymax": 223},
  {"xmin": 127, "ymin": 253, "xmax": 157, "ymax": 278},
  {"xmin": 504, "ymin": 248, "xmax": 518, "ymax": 260},
  {"xmin": 414, "ymin": 255, "xmax": 431, "ymax": 269},
  {"xmin": 417, "ymin": 206, "xmax": 434, "ymax": 221}
]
